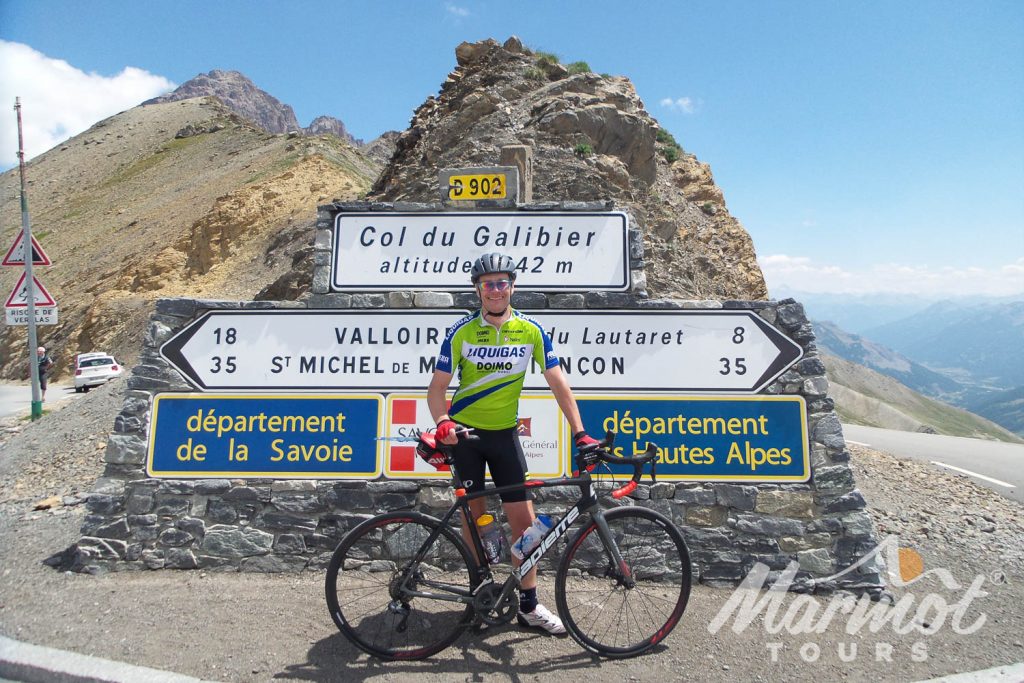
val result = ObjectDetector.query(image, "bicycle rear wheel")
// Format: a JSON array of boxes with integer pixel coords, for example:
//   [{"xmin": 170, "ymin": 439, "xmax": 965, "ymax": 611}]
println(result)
[
  {"xmin": 325, "ymin": 511, "xmax": 480, "ymax": 660},
  {"xmin": 555, "ymin": 506, "xmax": 691, "ymax": 658}
]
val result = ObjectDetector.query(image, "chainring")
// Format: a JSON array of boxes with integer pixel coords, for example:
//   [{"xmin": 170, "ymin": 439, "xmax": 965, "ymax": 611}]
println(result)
[{"xmin": 471, "ymin": 582, "xmax": 518, "ymax": 626}]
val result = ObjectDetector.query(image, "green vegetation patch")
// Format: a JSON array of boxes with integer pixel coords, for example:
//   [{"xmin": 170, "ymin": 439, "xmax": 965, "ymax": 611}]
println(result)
[
  {"xmin": 566, "ymin": 61, "xmax": 591, "ymax": 74},
  {"xmin": 656, "ymin": 127, "xmax": 684, "ymax": 163},
  {"xmin": 534, "ymin": 51, "xmax": 559, "ymax": 66}
]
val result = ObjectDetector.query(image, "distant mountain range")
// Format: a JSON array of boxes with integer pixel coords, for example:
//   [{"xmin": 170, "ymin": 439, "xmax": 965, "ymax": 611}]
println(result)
[
  {"xmin": 779, "ymin": 289, "xmax": 1021, "ymax": 335},
  {"xmin": 823, "ymin": 353, "xmax": 1020, "ymax": 442},
  {"xmin": 813, "ymin": 321, "xmax": 963, "ymax": 396},
  {"xmin": 810, "ymin": 299, "xmax": 1024, "ymax": 436},
  {"xmin": 862, "ymin": 300, "xmax": 1024, "ymax": 389}
]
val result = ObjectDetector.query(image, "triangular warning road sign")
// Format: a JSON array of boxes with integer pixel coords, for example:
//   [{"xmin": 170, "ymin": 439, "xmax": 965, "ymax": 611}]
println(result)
[
  {"xmin": 5, "ymin": 272, "xmax": 57, "ymax": 307},
  {"xmin": 2, "ymin": 230, "xmax": 52, "ymax": 266}
]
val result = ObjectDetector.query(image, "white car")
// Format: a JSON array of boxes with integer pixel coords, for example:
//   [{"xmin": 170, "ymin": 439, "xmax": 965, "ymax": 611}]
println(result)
[{"xmin": 74, "ymin": 352, "xmax": 123, "ymax": 392}]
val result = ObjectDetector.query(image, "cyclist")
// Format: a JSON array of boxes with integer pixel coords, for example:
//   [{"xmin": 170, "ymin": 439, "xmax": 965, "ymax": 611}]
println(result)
[{"xmin": 427, "ymin": 251, "xmax": 599, "ymax": 636}]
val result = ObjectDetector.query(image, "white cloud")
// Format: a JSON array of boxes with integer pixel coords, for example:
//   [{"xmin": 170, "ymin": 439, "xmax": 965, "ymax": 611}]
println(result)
[
  {"xmin": 660, "ymin": 96, "xmax": 698, "ymax": 114},
  {"xmin": 759, "ymin": 254, "xmax": 1024, "ymax": 298},
  {"xmin": 444, "ymin": 2, "xmax": 469, "ymax": 17},
  {"xmin": 0, "ymin": 41, "xmax": 174, "ymax": 168}
]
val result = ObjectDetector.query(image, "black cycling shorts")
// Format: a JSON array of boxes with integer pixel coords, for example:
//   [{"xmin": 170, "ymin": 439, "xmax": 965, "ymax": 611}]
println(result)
[{"xmin": 451, "ymin": 426, "xmax": 530, "ymax": 503}]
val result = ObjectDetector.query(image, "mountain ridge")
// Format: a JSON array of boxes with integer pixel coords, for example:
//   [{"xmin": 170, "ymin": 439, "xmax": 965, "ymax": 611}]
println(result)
[
  {"xmin": 823, "ymin": 353, "xmax": 1022, "ymax": 442},
  {"xmin": 813, "ymin": 318, "xmax": 1023, "ymax": 438},
  {"xmin": 0, "ymin": 95, "xmax": 379, "ymax": 380},
  {"xmin": 144, "ymin": 69, "xmax": 363, "ymax": 145},
  {"xmin": 364, "ymin": 37, "xmax": 767, "ymax": 301},
  {"xmin": 863, "ymin": 299, "xmax": 1024, "ymax": 388}
]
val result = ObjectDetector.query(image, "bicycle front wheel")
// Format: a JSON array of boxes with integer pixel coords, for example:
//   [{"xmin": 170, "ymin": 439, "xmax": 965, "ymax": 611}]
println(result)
[
  {"xmin": 325, "ymin": 511, "xmax": 480, "ymax": 660},
  {"xmin": 555, "ymin": 506, "xmax": 691, "ymax": 657}
]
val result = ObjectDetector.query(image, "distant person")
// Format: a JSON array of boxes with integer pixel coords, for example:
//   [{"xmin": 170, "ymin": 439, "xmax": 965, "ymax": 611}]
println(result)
[{"xmin": 36, "ymin": 346, "xmax": 54, "ymax": 401}]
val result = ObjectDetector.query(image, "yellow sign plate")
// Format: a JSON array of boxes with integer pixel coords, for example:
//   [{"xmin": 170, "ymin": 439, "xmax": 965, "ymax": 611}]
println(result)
[{"xmin": 448, "ymin": 173, "xmax": 508, "ymax": 200}]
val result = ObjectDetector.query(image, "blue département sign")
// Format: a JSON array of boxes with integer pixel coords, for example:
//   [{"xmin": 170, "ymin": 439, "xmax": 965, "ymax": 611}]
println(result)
[
  {"xmin": 572, "ymin": 395, "xmax": 809, "ymax": 482},
  {"xmin": 147, "ymin": 394, "xmax": 384, "ymax": 479}
]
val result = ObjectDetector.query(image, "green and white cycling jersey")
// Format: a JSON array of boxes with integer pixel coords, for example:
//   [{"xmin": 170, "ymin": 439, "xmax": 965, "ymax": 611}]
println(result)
[{"xmin": 435, "ymin": 309, "xmax": 559, "ymax": 430}]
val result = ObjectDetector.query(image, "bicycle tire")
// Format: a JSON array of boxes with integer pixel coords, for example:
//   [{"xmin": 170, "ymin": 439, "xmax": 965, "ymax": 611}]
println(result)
[
  {"xmin": 555, "ymin": 506, "xmax": 691, "ymax": 658},
  {"xmin": 325, "ymin": 511, "xmax": 480, "ymax": 660}
]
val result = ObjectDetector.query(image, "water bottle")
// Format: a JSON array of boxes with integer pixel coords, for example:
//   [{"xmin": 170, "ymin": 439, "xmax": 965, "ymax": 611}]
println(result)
[
  {"xmin": 476, "ymin": 513, "xmax": 504, "ymax": 564},
  {"xmin": 511, "ymin": 514, "xmax": 553, "ymax": 560}
]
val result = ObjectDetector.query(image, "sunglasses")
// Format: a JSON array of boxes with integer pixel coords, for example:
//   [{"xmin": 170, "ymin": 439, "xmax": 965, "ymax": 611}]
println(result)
[{"xmin": 477, "ymin": 279, "xmax": 513, "ymax": 293}]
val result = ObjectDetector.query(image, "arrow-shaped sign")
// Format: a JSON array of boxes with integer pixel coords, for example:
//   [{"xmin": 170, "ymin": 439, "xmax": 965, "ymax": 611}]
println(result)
[
  {"xmin": 2, "ymin": 230, "xmax": 52, "ymax": 266},
  {"xmin": 4, "ymin": 272, "xmax": 57, "ymax": 307},
  {"xmin": 160, "ymin": 309, "xmax": 803, "ymax": 393}
]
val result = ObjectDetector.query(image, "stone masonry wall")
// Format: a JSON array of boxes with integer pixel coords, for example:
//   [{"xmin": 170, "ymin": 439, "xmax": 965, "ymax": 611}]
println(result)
[{"xmin": 73, "ymin": 201, "xmax": 882, "ymax": 595}]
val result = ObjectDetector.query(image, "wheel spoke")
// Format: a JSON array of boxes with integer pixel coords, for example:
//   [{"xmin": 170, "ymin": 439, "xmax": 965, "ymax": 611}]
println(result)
[
  {"xmin": 556, "ymin": 508, "xmax": 691, "ymax": 657},
  {"xmin": 326, "ymin": 514, "xmax": 478, "ymax": 659}
]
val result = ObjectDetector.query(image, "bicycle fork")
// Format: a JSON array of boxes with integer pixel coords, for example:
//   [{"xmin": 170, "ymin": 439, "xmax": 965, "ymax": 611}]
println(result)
[
  {"xmin": 589, "ymin": 510, "xmax": 636, "ymax": 589},
  {"xmin": 515, "ymin": 497, "xmax": 635, "ymax": 589}
]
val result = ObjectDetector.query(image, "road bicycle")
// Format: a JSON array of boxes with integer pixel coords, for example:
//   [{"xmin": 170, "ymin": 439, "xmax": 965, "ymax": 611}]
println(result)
[{"xmin": 325, "ymin": 430, "xmax": 692, "ymax": 660}]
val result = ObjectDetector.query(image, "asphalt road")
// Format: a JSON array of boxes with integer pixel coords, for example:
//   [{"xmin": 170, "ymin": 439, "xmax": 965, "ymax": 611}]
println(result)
[
  {"xmin": 843, "ymin": 424, "xmax": 1024, "ymax": 504},
  {"xmin": 0, "ymin": 382, "xmax": 79, "ymax": 419}
]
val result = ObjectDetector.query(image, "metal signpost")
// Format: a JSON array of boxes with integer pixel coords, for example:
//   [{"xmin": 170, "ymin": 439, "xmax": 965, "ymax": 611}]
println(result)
[{"xmin": 7, "ymin": 98, "xmax": 56, "ymax": 420}]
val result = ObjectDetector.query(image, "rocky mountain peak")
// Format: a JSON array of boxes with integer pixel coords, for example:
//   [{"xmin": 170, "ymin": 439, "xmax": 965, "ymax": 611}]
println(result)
[
  {"xmin": 305, "ymin": 115, "xmax": 360, "ymax": 145},
  {"xmin": 369, "ymin": 37, "xmax": 767, "ymax": 300},
  {"xmin": 145, "ymin": 69, "xmax": 302, "ymax": 134},
  {"xmin": 144, "ymin": 70, "xmax": 360, "ymax": 145}
]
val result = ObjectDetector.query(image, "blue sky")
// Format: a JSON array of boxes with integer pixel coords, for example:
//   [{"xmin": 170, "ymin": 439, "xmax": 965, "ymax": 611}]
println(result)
[{"xmin": 1, "ymin": 0, "xmax": 1021, "ymax": 298}]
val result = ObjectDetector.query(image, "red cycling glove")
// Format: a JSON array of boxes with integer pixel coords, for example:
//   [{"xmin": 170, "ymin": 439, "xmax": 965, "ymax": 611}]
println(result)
[
  {"xmin": 574, "ymin": 431, "xmax": 600, "ymax": 451},
  {"xmin": 435, "ymin": 419, "xmax": 458, "ymax": 442}
]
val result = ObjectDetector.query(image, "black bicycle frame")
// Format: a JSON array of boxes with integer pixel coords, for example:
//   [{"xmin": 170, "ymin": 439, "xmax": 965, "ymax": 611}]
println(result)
[{"xmin": 395, "ymin": 467, "xmax": 634, "ymax": 610}]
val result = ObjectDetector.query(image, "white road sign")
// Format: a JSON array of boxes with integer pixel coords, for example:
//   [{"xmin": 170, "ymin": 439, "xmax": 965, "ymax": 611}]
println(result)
[
  {"xmin": 331, "ymin": 211, "xmax": 629, "ymax": 291},
  {"xmin": 162, "ymin": 310, "xmax": 460, "ymax": 391},
  {"xmin": 160, "ymin": 309, "xmax": 802, "ymax": 393},
  {"xmin": 537, "ymin": 310, "xmax": 803, "ymax": 392},
  {"xmin": 5, "ymin": 306, "xmax": 58, "ymax": 325}
]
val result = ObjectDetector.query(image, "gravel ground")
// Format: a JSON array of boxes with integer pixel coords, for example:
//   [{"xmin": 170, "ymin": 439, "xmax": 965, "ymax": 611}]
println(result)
[{"xmin": 0, "ymin": 378, "xmax": 1022, "ymax": 682}]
